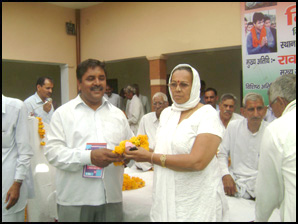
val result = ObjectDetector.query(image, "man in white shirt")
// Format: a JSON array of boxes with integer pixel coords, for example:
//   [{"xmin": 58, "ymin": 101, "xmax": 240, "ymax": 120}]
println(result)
[
  {"xmin": 255, "ymin": 74, "xmax": 296, "ymax": 222},
  {"xmin": 104, "ymin": 83, "xmax": 121, "ymax": 109},
  {"xmin": 218, "ymin": 93, "xmax": 244, "ymax": 129},
  {"xmin": 24, "ymin": 77, "xmax": 54, "ymax": 124},
  {"xmin": 45, "ymin": 59, "xmax": 134, "ymax": 222},
  {"xmin": 124, "ymin": 85, "xmax": 144, "ymax": 135},
  {"xmin": 136, "ymin": 92, "xmax": 169, "ymax": 171},
  {"xmin": 217, "ymin": 92, "xmax": 268, "ymax": 200},
  {"xmin": 204, "ymin": 87, "xmax": 219, "ymax": 111},
  {"xmin": 2, "ymin": 95, "xmax": 34, "ymax": 222},
  {"xmin": 133, "ymin": 83, "xmax": 151, "ymax": 114}
]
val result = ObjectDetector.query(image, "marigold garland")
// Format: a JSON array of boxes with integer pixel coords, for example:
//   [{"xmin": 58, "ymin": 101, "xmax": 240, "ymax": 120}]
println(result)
[
  {"xmin": 112, "ymin": 135, "xmax": 149, "ymax": 166},
  {"xmin": 122, "ymin": 174, "xmax": 145, "ymax": 191},
  {"xmin": 36, "ymin": 117, "xmax": 46, "ymax": 146}
]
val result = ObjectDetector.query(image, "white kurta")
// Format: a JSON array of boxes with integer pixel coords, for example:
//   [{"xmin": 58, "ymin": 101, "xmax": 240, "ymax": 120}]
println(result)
[
  {"xmin": 255, "ymin": 100, "xmax": 296, "ymax": 222},
  {"xmin": 151, "ymin": 105, "xmax": 228, "ymax": 222},
  {"xmin": 45, "ymin": 95, "xmax": 134, "ymax": 206},
  {"xmin": 126, "ymin": 95, "xmax": 144, "ymax": 135},
  {"xmin": 2, "ymin": 95, "xmax": 34, "ymax": 216},
  {"xmin": 136, "ymin": 112, "xmax": 159, "ymax": 171},
  {"xmin": 24, "ymin": 92, "xmax": 54, "ymax": 124},
  {"xmin": 104, "ymin": 93, "xmax": 121, "ymax": 109},
  {"xmin": 217, "ymin": 119, "xmax": 269, "ymax": 198}
]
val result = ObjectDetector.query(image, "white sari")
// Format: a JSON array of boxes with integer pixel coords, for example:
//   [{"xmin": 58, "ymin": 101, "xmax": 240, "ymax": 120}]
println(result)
[{"xmin": 150, "ymin": 64, "xmax": 229, "ymax": 221}]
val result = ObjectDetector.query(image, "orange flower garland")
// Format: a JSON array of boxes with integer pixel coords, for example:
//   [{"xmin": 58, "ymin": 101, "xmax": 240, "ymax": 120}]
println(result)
[
  {"xmin": 36, "ymin": 117, "xmax": 46, "ymax": 146},
  {"xmin": 122, "ymin": 174, "xmax": 145, "ymax": 191},
  {"xmin": 112, "ymin": 135, "xmax": 149, "ymax": 166}
]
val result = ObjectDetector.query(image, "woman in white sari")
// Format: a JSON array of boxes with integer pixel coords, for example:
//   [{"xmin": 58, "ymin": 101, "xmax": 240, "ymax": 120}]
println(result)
[{"xmin": 124, "ymin": 64, "xmax": 229, "ymax": 221}]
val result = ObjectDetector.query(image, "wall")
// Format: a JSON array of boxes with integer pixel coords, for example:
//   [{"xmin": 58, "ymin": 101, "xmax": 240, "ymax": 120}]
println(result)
[
  {"xmin": 3, "ymin": 2, "xmax": 242, "ymax": 104},
  {"xmin": 2, "ymin": 2, "xmax": 77, "ymax": 100},
  {"xmin": 80, "ymin": 2, "xmax": 241, "ymax": 61},
  {"xmin": 105, "ymin": 57, "xmax": 150, "ymax": 99},
  {"xmin": 2, "ymin": 60, "xmax": 62, "ymax": 109},
  {"xmin": 166, "ymin": 47, "xmax": 242, "ymax": 113}
]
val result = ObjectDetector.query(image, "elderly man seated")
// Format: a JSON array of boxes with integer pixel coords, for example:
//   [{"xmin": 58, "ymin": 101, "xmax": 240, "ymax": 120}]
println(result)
[
  {"xmin": 217, "ymin": 92, "xmax": 268, "ymax": 200},
  {"xmin": 135, "ymin": 92, "xmax": 169, "ymax": 171},
  {"xmin": 218, "ymin": 93, "xmax": 244, "ymax": 129}
]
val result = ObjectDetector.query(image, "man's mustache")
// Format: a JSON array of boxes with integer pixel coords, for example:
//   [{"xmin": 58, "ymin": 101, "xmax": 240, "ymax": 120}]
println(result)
[
  {"xmin": 91, "ymin": 86, "xmax": 104, "ymax": 91},
  {"xmin": 224, "ymin": 110, "xmax": 232, "ymax": 114}
]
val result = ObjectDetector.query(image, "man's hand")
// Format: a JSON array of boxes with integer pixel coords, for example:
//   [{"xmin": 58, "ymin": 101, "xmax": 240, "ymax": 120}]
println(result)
[
  {"xmin": 43, "ymin": 100, "xmax": 52, "ymax": 113},
  {"xmin": 260, "ymin": 36, "xmax": 268, "ymax": 47},
  {"xmin": 91, "ymin": 148, "xmax": 123, "ymax": 168},
  {"xmin": 5, "ymin": 182, "xmax": 22, "ymax": 210},
  {"xmin": 222, "ymin": 174, "xmax": 237, "ymax": 196}
]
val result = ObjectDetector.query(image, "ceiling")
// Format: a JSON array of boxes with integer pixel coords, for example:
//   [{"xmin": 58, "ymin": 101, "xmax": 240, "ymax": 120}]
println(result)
[{"xmin": 47, "ymin": 2, "xmax": 102, "ymax": 9}]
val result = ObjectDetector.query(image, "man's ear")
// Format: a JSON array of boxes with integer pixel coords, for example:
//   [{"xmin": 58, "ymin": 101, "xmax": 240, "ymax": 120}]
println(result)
[
  {"xmin": 276, "ymin": 96, "xmax": 287, "ymax": 106},
  {"xmin": 77, "ymin": 80, "xmax": 81, "ymax": 92}
]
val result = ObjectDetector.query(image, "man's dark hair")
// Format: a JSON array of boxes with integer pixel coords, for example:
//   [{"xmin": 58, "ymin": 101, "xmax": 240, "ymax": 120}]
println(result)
[
  {"xmin": 264, "ymin": 15, "xmax": 271, "ymax": 22},
  {"xmin": 201, "ymin": 80, "xmax": 206, "ymax": 87},
  {"xmin": 247, "ymin": 22, "xmax": 254, "ymax": 26},
  {"xmin": 36, "ymin": 76, "xmax": 54, "ymax": 88},
  {"xmin": 76, "ymin": 59, "xmax": 107, "ymax": 82},
  {"xmin": 253, "ymin": 12, "xmax": 265, "ymax": 24},
  {"xmin": 205, "ymin": 87, "xmax": 217, "ymax": 96}
]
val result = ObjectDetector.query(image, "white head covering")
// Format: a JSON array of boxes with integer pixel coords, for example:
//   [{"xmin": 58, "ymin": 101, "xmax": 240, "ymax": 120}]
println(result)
[{"xmin": 169, "ymin": 64, "xmax": 201, "ymax": 112}]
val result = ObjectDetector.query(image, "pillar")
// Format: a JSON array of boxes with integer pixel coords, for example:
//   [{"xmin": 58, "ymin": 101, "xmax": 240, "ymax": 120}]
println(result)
[{"xmin": 147, "ymin": 55, "xmax": 168, "ymax": 111}]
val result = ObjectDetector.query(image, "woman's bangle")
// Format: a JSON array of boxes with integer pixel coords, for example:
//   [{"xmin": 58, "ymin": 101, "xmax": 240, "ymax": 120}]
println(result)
[{"xmin": 151, "ymin": 153, "xmax": 154, "ymax": 166}]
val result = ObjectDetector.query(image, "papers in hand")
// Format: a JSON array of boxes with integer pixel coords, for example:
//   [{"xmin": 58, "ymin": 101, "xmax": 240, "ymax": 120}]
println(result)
[{"xmin": 83, "ymin": 143, "xmax": 106, "ymax": 178}]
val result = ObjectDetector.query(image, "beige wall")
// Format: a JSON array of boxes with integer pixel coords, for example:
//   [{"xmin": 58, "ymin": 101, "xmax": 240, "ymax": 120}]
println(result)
[
  {"xmin": 2, "ymin": 2, "xmax": 77, "ymax": 99},
  {"xmin": 3, "ymin": 2, "xmax": 242, "ymax": 103},
  {"xmin": 80, "ymin": 2, "xmax": 241, "ymax": 61}
]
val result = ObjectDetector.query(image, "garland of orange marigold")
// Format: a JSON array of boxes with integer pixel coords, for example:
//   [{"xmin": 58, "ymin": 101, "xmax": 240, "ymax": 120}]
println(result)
[
  {"xmin": 112, "ymin": 135, "xmax": 149, "ymax": 166},
  {"xmin": 36, "ymin": 117, "xmax": 46, "ymax": 146},
  {"xmin": 122, "ymin": 174, "xmax": 145, "ymax": 191}
]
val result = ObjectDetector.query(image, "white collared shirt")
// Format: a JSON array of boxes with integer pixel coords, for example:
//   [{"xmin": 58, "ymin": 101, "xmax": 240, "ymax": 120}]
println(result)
[
  {"xmin": 217, "ymin": 118, "xmax": 269, "ymax": 197},
  {"xmin": 137, "ymin": 112, "xmax": 159, "ymax": 149},
  {"xmin": 126, "ymin": 95, "xmax": 144, "ymax": 135},
  {"xmin": 44, "ymin": 95, "xmax": 133, "ymax": 206},
  {"xmin": 24, "ymin": 92, "xmax": 54, "ymax": 124},
  {"xmin": 2, "ymin": 95, "xmax": 34, "ymax": 215},
  {"xmin": 255, "ymin": 100, "xmax": 296, "ymax": 222},
  {"xmin": 135, "ymin": 112, "xmax": 159, "ymax": 171},
  {"xmin": 104, "ymin": 93, "xmax": 121, "ymax": 109},
  {"xmin": 218, "ymin": 111, "xmax": 244, "ymax": 130}
]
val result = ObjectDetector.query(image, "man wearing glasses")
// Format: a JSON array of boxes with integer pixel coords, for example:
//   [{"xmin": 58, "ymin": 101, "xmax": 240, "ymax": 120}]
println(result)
[
  {"xmin": 217, "ymin": 92, "xmax": 268, "ymax": 200},
  {"xmin": 255, "ymin": 74, "xmax": 296, "ymax": 222},
  {"xmin": 136, "ymin": 92, "xmax": 169, "ymax": 171}
]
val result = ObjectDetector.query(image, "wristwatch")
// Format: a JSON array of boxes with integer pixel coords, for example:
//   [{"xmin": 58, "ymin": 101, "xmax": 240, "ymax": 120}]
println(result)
[
  {"xmin": 160, "ymin": 154, "xmax": 167, "ymax": 168},
  {"xmin": 14, "ymin": 179, "xmax": 23, "ymax": 183}
]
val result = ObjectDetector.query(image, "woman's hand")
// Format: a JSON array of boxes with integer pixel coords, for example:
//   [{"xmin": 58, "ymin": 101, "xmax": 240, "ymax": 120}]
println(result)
[{"xmin": 124, "ymin": 146, "xmax": 151, "ymax": 163}]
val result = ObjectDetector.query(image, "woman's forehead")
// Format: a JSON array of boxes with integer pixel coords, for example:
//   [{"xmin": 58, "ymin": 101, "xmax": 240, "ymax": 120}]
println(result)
[{"xmin": 171, "ymin": 69, "xmax": 193, "ymax": 81}]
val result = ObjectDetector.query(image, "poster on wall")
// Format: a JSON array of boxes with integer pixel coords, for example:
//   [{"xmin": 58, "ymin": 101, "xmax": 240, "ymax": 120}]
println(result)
[{"xmin": 241, "ymin": 2, "xmax": 296, "ymax": 105}]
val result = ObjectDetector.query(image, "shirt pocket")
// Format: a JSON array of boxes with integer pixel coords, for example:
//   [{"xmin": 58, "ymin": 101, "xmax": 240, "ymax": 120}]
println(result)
[
  {"xmin": 2, "ymin": 129, "xmax": 15, "ymax": 149},
  {"xmin": 102, "ymin": 121, "xmax": 124, "ymax": 146}
]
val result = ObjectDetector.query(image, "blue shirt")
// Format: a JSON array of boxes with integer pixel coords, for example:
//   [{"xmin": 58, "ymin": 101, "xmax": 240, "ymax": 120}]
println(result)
[{"xmin": 247, "ymin": 27, "xmax": 275, "ymax": 55}]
